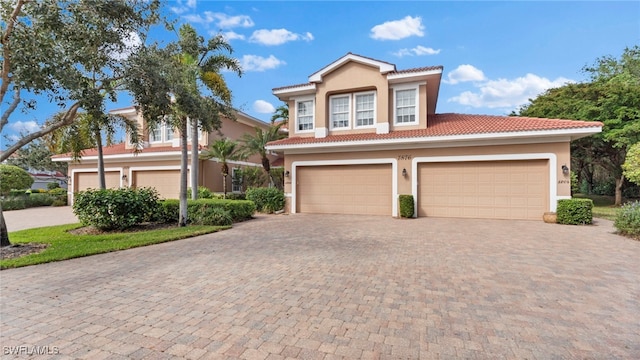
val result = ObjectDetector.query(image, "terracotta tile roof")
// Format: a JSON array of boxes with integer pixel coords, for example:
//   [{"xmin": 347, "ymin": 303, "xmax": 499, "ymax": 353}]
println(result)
[
  {"xmin": 52, "ymin": 142, "xmax": 203, "ymax": 158},
  {"xmin": 389, "ymin": 65, "xmax": 443, "ymax": 74},
  {"xmin": 267, "ymin": 113, "xmax": 603, "ymax": 146}
]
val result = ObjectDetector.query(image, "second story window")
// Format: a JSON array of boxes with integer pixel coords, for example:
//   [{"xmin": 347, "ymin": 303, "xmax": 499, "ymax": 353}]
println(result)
[
  {"xmin": 330, "ymin": 95, "xmax": 350, "ymax": 129},
  {"xmin": 394, "ymin": 87, "xmax": 417, "ymax": 125},
  {"xmin": 296, "ymin": 98, "xmax": 314, "ymax": 132},
  {"xmin": 149, "ymin": 121, "xmax": 174, "ymax": 143},
  {"xmin": 355, "ymin": 92, "xmax": 375, "ymax": 127},
  {"xmin": 186, "ymin": 120, "xmax": 203, "ymax": 141}
]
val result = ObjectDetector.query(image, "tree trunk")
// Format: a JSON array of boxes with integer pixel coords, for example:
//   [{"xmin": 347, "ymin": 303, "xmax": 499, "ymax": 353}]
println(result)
[
  {"xmin": 0, "ymin": 204, "xmax": 10, "ymax": 247},
  {"xmin": 222, "ymin": 174, "xmax": 227, "ymax": 199},
  {"xmin": 615, "ymin": 175, "xmax": 624, "ymax": 206},
  {"xmin": 179, "ymin": 120, "xmax": 189, "ymax": 227},
  {"xmin": 190, "ymin": 118, "xmax": 198, "ymax": 200},
  {"xmin": 96, "ymin": 130, "xmax": 106, "ymax": 189}
]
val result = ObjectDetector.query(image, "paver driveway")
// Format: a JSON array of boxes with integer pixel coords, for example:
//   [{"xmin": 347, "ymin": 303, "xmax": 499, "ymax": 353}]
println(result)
[{"xmin": 1, "ymin": 214, "xmax": 639, "ymax": 359}]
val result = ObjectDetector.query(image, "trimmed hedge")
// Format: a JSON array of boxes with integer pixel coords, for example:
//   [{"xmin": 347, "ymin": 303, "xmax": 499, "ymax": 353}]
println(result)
[
  {"xmin": 614, "ymin": 201, "xmax": 640, "ymax": 238},
  {"xmin": 73, "ymin": 187, "xmax": 161, "ymax": 230},
  {"xmin": 556, "ymin": 198, "xmax": 593, "ymax": 225},
  {"xmin": 245, "ymin": 187, "xmax": 284, "ymax": 213},
  {"xmin": 399, "ymin": 195, "xmax": 414, "ymax": 218},
  {"xmin": 157, "ymin": 199, "xmax": 255, "ymax": 224}
]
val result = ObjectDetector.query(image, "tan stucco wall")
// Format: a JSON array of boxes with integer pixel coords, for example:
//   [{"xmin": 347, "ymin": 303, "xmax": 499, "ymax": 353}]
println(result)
[{"xmin": 282, "ymin": 141, "xmax": 571, "ymax": 215}]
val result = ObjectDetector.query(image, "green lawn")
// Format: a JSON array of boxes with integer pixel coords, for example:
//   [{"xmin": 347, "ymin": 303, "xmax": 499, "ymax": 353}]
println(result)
[
  {"xmin": 574, "ymin": 194, "xmax": 621, "ymax": 221},
  {"xmin": 1, "ymin": 223, "xmax": 229, "ymax": 269}
]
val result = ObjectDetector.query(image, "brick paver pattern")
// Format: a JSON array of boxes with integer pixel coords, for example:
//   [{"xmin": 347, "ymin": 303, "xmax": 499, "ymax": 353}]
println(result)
[{"xmin": 1, "ymin": 214, "xmax": 639, "ymax": 359}]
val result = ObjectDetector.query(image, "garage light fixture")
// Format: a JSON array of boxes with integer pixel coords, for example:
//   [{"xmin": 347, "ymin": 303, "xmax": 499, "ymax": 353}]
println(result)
[
  {"xmin": 561, "ymin": 164, "xmax": 569, "ymax": 175},
  {"xmin": 122, "ymin": 174, "xmax": 128, "ymax": 181},
  {"xmin": 402, "ymin": 168, "xmax": 407, "ymax": 177},
  {"xmin": 285, "ymin": 170, "xmax": 290, "ymax": 177}
]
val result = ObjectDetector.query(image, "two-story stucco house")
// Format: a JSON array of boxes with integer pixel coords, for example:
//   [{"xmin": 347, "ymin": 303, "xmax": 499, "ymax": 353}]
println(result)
[
  {"xmin": 53, "ymin": 107, "xmax": 280, "ymax": 203},
  {"xmin": 266, "ymin": 53, "xmax": 603, "ymax": 220}
]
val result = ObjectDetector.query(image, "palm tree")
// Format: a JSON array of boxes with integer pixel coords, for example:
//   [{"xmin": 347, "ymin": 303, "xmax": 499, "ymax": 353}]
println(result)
[
  {"xmin": 200, "ymin": 138, "xmax": 244, "ymax": 198},
  {"xmin": 44, "ymin": 111, "xmax": 140, "ymax": 189},
  {"xmin": 271, "ymin": 103, "xmax": 289, "ymax": 125},
  {"xmin": 240, "ymin": 123, "xmax": 285, "ymax": 187},
  {"xmin": 125, "ymin": 24, "xmax": 241, "ymax": 226}
]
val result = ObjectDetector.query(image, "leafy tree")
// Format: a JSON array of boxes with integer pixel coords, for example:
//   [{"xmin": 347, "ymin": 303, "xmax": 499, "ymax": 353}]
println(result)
[
  {"xmin": 518, "ymin": 46, "xmax": 640, "ymax": 205},
  {"xmin": 623, "ymin": 143, "xmax": 640, "ymax": 185},
  {"xmin": 0, "ymin": 0, "xmax": 160, "ymax": 246},
  {"xmin": 124, "ymin": 24, "xmax": 241, "ymax": 226},
  {"xmin": 271, "ymin": 103, "xmax": 289, "ymax": 125},
  {"xmin": 240, "ymin": 123, "xmax": 285, "ymax": 188},
  {"xmin": 200, "ymin": 138, "xmax": 244, "ymax": 199},
  {"xmin": 5, "ymin": 139, "xmax": 67, "ymax": 176},
  {"xmin": 0, "ymin": 164, "xmax": 33, "ymax": 196}
]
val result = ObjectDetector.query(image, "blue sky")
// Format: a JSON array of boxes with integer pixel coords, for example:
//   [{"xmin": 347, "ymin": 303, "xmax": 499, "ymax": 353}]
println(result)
[{"xmin": 3, "ymin": 0, "xmax": 639, "ymax": 145}]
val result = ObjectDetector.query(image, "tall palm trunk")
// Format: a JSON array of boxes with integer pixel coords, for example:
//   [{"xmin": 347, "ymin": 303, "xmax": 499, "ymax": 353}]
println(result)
[
  {"xmin": 221, "ymin": 162, "xmax": 228, "ymax": 199},
  {"xmin": 95, "ymin": 130, "xmax": 106, "ymax": 189},
  {"xmin": 190, "ymin": 118, "xmax": 198, "ymax": 200},
  {"xmin": 179, "ymin": 120, "xmax": 189, "ymax": 226}
]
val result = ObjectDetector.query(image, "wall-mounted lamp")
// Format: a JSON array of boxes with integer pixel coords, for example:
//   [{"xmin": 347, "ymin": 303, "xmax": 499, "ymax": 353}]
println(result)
[
  {"xmin": 284, "ymin": 170, "xmax": 290, "ymax": 178},
  {"xmin": 561, "ymin": 164, "xmax": 569, "ymax": 175},
  {"xmin": 122, "ymin": 174, "xmax": 128, "ymax": 181},
  {"xmin": 402, "ymin": 168, "xmax": 407, "ymax": 177}
]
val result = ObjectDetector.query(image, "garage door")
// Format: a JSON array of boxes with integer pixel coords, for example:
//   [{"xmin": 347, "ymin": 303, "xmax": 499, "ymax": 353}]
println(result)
[
  {"xmin": 418, "ymin": 160, "xmax": 548, "ymax": 220},
  {"xmin": 133, "ymin": 170, "xmax": 181, "ymax": 200},
  {"xmin": 297, "ymin": 164, "xmax": 392, "ymax": 215},
  {"xmin": 75, "ymin": 171, "xmax": 120, "ymax": 192}
]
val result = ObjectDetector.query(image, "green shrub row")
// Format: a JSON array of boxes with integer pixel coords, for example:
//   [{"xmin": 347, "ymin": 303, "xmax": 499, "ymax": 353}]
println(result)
[
  {"xmin": 399, "ymin": 195, "xmax": 414, "ymax": 218},
  {"xmin": 557, "ymin": 198, "xmax": 593, "ymax": 225},
  {"xmin": 157, "ymin": 199, "xmax": 255, "ymax": 225},
  {"xmin": 614, "ymin": 201, "xmax": 640, "ymax": 238},
  {"xmin": 245, "ymin": 187, "xmax": 284, "ymax": 213},
  {"xmin": 73, "ymin": 187, "xmax": 160, "ymax": 230},
  {"xmin": 1, "ymin": 194, "xmax": 57, "ymax": 210},
  {"xmin": 186, "ymin": 186, "xmax": 246, "ymax": 200}
]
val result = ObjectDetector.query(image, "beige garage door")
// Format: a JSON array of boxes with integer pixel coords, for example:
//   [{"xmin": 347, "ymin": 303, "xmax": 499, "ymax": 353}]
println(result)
[
  {"xmin": 418, "ymin": 160, "xmax": 548, "ymax": 220},
  {"xmin": 297, "ymin": 164, "xmax": 392, "ymax": 216},
  {"xmin": 133, "ymin": 170, "xmax": 181, "ymax": 200},
  {"xmin": 75, "ymin": 171, "xmax": 120, "ymax": 192}
]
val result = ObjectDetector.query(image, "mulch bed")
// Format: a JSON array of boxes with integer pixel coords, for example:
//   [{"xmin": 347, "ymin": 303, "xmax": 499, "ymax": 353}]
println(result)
[{"xmin": 1, "ymin": 243, "xmax": 49, "ymax": 260}]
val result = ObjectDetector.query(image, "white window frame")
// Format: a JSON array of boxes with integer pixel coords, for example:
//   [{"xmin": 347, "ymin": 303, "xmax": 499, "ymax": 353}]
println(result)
[
  {"xmin": 186, "ymin": 119, "xmax": 203, "ymax": 141},
  {"xmin": 294, "ymin": 96, "xmax": 315, "ymax": 134},
  {"xmin": 329, "ymin": 94, "xmax": 351, "ymax": 130},
  {"xmin": 231, "ymin": 167, "xmax": 242, "ymax": 193},
  {"xmin": 354, "ymin": 91, "xmax": 377, "ymax": 129},
  {"xmin": 149, "ymin": 121, "xmax": 173, "ymax": 143},
  {"xmin": 393, "ymin": 84, "xmax": 420, "ymax": 126}
]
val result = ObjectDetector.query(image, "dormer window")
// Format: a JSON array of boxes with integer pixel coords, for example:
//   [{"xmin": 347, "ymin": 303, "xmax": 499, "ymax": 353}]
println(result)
[
  {"xmin": 295, "ymin": 97, "xmax": 315, "ymax": 133},
  {"xmin": 149, "ymin": 121, "xmax": 174, "ymax": 143},
  {"xmin": 393, "ymin": 85, "xmax": 419, "ymax": 126},
  {"xmin": 330, "ymin": 95, "xmax": 350, "ymax": 130}
]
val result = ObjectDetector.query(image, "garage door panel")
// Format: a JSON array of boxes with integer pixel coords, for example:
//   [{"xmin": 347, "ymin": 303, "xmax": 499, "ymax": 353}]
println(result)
[
  {"xmin": 133, "ymin": 170, "xmax": 182, "ymax": 200},
  {"xmin": 297, "ymin": 164, "xmax": 392, "ymax": 216},
  {"xmin": 419, "ymin": 160, "xmax": 548, "ymax": 220},
  {"xmin": 76, "ymin": 172, "xmax": 120, "ymax": 192}
]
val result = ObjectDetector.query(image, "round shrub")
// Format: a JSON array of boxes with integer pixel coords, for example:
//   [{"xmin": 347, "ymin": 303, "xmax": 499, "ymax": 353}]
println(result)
[
  {"xmin": 614, "ymin": 201, "xmax": 640, "ymax": 238},
  {"xmin": 399, "ymin": 195, "xmax": 414, "ymax": 218},
  {"xmin": 47, "ymin": 182, "xmax": 61, "ymax": 190},
  {"xmin": 73, "ymin": 187, "xmax": 161, "ymax": 230},
  {"xmin": 0, "ymin": 165, "xmax": 34, "ymax": 196},
  {"xmin": 245, "ymin": 187, "xmax": 284, "ymax": 213},
  {"xmin": 556, "ymin": 198, "xmax": 593, "ymax": 225}
]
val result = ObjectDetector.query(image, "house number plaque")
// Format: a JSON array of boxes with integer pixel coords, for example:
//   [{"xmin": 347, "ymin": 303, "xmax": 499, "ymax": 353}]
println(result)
[{"xmin": 398, "ymin": 154, "xmax": 412, "ymax": 160}]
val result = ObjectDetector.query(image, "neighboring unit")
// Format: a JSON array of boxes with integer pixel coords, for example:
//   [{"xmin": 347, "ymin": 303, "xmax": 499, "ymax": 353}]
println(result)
[
  {"xmin": 53, "ymin": 108, "xmax": 279, "ymax": 204},
  {"xmin": 266, "ymin": 53, "xmax": 603, "ymax": 220}
]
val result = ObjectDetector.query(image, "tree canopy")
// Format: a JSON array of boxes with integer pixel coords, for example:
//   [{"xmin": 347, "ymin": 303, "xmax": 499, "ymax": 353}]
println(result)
[{"xmin": 517, "ymin": 46, "xmax": 640, "ymax": 205}]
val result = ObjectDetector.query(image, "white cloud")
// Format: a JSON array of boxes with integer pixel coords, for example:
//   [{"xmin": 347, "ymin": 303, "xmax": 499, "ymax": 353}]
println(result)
[
  {"xmin": 444, "ymin": 64, "xmax": 486, "ymax": 84},
  {"xmin": 249, "ymin": 29, "xmax": 314, "ymax": 46},
  {"xmin": 448, "ymin": 73, "xmax": 574, "ymax": 109},
  {"xmin": 183, "ymin": 12, "xmax": 254, "ymax": 28},
  {"xmin": 394, "ymin": 45, "xmax": 440, "ymax": 57},
  {"xmin": 253, "ymin": 100, "xmax": 276, "ymax": 114},
  {"xmin": 110, "ymin": 31, "xmax": 141, "ymax": 60},
  {"xmin": 221, "ymin": 31, "xmax": 245, "ymax": 41},
  {"xmin": 8, "ymin": 120, "xmax": 40, "ymax": 133},
  {"xmin": 370, "ymin": 16, "xmax": 424, "ymax": 40},
  {"xmin": 170, "ymin": 0, "xmax": 196, "ymax": 15},
  {"xmin": 240, "ymin": 55, "xmax": 286, "ymax": 72},
  {"xmin": 7, "ymin": 134, "xmax": 20, "ymax": 142}
]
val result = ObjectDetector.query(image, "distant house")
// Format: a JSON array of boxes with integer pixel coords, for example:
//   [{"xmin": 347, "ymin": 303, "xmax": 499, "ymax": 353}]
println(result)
[
  {"xmin": 29, "ymin": 170, "xmax": 68, "ymax": 190},
  {"xmin": 266, "ymin": 53, "xmax": 603, "ymax": 220},
  {"xmin": 52, "ymin": 108, "xmax": 280, "ymax": 204}
]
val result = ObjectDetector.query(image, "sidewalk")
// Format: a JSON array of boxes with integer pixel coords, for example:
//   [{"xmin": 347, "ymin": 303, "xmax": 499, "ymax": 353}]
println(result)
[{"xmin": 3, "ymin": 206, "xmax": 78, "ymax": 232}]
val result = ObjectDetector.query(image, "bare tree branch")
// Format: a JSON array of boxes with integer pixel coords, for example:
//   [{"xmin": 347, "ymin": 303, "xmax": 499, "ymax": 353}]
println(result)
[{"xmin": 0, "ymin": 86, "xmax": 20, "ymax": 132}]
